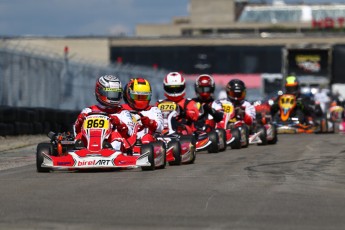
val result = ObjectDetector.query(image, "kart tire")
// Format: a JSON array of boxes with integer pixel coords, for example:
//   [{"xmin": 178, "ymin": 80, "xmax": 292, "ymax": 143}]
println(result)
[
  {"xmin": 207, "ymin": 130, "xmax": 219, "ymax": 154},
  {"xmin": 168, "ymin": 140, "xmax": 182, "ymax": 166},
  {"xmin": 230, "ymin": 128, "xmax": 241, "ymax": 149},
  {"xmin": 36, "ymin": 142, "xmax": 53, "ymax": 173},
  {"xmin": 141, "ymin": 143, "xmax": 155, "ymax": 171},
  {"xmin": 180, "ymin": 135, "xmax": 196, "ymax": 164},
  {"xmin": 217, "ymin": 128, "xmax": 227, "ymax": 152},
  {"xmin": 242, "ymin": 125, "xmax": 250, "ymax": 148},
  {"xmin": 267, "ymin": 124, "xmax": 278, "ymax": 145},
  {"xmin": 257, "ymin": 126, "xmax": 267, "ymax": 146},
  {"xmin": 155, "ymin": 141, "xmax": 166, "ymax": 169}
]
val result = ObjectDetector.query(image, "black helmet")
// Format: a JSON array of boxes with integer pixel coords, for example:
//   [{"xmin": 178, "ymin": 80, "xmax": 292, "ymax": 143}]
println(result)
[
  {"xmin": 284, "ymin": 75, "xmax": 300, "ymax": 96},
  {"xmin": 226, "ymin": 79, "xmax": 246, "ymax": 104}
]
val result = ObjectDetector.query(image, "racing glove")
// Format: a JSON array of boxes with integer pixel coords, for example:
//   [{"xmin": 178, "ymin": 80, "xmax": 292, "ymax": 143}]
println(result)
[
  {"xmin": 235, "ymin": 106, "xmax": 245, "ymax": 120},
  {"xmin": 141, "ymin": 116, "xmax": 158, "ymax": 132},
  {"xmin": 74, "ymin": 113, "xmax": 87, "ymax": 134},
  {"xmin": 110, "ymin": 115, "xmax": 129, "ymax": 137},
  {"xmin": 203, "ymin": 103, "xmax": 223, "ymax": 122}
]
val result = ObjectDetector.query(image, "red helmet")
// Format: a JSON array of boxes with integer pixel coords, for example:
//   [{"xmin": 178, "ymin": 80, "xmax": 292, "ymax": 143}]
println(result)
[
  {"xmin": 95, "ymin": 75, "xmax": 122, "ymax": 107},
  {"xmin": 163, "ymin": 72, "xmax": 186, "ymax": 102},
  {"xmin": 195, "ymin": 74, "xmax": 215, "ymax": 101},
  {"xmin": 125, "ymin": 78, "xmax": 152, "ymax": 110}
]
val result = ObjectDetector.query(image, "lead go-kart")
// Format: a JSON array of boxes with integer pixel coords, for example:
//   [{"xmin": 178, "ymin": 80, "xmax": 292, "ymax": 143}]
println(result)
[{"xmin": 36, "ymin": 112, "xmax": 166, "ymax": 172}]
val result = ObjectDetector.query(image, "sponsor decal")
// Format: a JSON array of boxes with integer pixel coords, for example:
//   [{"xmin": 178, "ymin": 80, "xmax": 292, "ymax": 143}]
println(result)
[
  {"xmin": 295, "ymin": 55, "xmax": 321, "ymax": 73},
  {"xmin": 77, "ymin": 159, "xmax": 112, "ymax": 166}
]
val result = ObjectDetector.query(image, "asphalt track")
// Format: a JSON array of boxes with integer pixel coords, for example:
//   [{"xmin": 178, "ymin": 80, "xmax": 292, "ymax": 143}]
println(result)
[{"xmin": 0, "ymin": 133, "xmax": 344, "ymax": 230}]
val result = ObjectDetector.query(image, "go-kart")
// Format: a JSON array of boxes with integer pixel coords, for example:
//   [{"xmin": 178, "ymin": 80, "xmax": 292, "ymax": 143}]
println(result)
[
  {"xmin": 216, "ymin": 101, "xmax": 248, "ymax": 149},
  {"xmin": 252, "ymin": 101, "xmax": 278, "ymax": 145},
  {"xmin": 194, "ymin": 103, "xmax": 227, "ymax": 154},
  {"xmin": 273, "ymin": 94, "xmax": 318, "ymax": 134},
  {"xmin": 156, "ymin": 101, "xmax": 197, "ymax": 165},
  {"xmin": 36, "ymin": 112, "xmax": 165, "ymax": 172}
]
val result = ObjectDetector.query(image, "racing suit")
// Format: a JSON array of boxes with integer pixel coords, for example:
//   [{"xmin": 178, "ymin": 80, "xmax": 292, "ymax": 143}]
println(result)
[
  {"xmin": 121, "ymin": 104, "xmax": 164, "ymax": 144},
  {"xmin": 219, "ymin": 99, "xmax": 256, "ymax": 126},
  {"xmin": 73, "ymin": 104, "xmax": 134, "ymax": 151},
  {"xmin": 157, "ymin": 98, "xmax": 210, "ymax": 151},
  {"xmin": 192, "ymin": 97, "xmax": 224, "ymax": 132},
  {"xmin": 157, "ymin": 98, "xmax": 200, "ymax": 135}
]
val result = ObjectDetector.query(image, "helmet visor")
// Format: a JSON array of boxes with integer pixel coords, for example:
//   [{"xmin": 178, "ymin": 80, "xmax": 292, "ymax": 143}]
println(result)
[
  {"xmin": 99, "ymin": 87, "xmax": 122, "ymax": 101},
  {"xmin": 228, "ymin": 90, "xmax": 245, "ymax": 100},
  {"xmin": 164, "ymin": 85, "xmax": 185, "ymax": 94},
  {"xmin": 285, "ymin": 85, "xmax": 299, "ymax": 94},
  {"xmin": 129, "ymin": 91, "xmax": 152, "ymax": 101},
  {"xmin": 196, "ymin": 86, "xmax": 213, "ymax": 93}
]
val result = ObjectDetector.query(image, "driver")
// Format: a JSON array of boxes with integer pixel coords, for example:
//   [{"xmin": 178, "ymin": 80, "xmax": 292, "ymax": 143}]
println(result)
[
  {"xmin": 192, "ymin": 74, "xmax": 224, "ymax": 132},
  {"xmin": 158, "ymin": 72, "xmax": 211, "ymax": 151},
  {"xmin": 223, "ymin": 79, "xmax": 256, "ymax": 126},
  {"xmin": 270, "ymin": 75, "xmax": 315, "ymax": 125},
  {"xmin": 122, "ymin": 78, "xmax": 163, "ymax": 144},
  {"xmin": 73, "ymin": 75, "xmax": 133, "ymax": 150}
]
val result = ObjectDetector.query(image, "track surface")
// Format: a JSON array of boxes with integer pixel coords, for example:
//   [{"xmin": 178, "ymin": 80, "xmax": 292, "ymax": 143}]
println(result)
[{"xmin": 0, "ymin": 134, "xmax": 344, "ymax": 230}]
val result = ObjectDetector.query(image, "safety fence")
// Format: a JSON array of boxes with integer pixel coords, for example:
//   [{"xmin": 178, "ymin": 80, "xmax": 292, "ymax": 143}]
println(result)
[{"xmin": 0, "ymin": 44, "xmax": 169, "ymax": 136}]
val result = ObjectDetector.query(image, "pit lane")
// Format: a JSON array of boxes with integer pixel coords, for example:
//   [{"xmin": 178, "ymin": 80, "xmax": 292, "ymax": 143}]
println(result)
[{"xmin": 0, "ymin": 133, "xmax": 344, "ymax": 230}]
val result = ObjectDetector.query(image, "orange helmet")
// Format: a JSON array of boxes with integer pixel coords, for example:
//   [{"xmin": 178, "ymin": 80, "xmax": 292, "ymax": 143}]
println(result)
[
  {"xmin": 125, "ymin": 78, "xmax": 152, "ymax": 110},
  {"xmin": 163, "ymin": 72, "xmax": 186, "ymax": 102}
]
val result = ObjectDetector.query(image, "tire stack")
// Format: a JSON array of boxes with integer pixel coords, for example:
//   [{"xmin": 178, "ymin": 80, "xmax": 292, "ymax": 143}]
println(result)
[{"xmin": 0, "ymin": 106, "xmax": 79, "ymax": 136}]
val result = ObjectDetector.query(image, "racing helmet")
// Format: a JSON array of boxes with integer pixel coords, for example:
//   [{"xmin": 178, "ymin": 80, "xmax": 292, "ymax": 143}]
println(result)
[
  {"xmin": 226, "ymin": 79, "xmax": 246, "ymax": 105},
  {"xmin": 285, "ymin": 75, "xmax": 300, "ymax": 96},
  {"xmin": 95, "ymin": 75, "xmax": 123, "ymax": 107},
  {"xmin": 125, "ymin": 78, "xmax": 152, "ymax": 110},
  {"xmin": 195, "ymin": 74, "xmax": 215, "ymax": 101},
  {"xmin": 163, "ymin": 72, "xmax": 186, "ymax": 102}
]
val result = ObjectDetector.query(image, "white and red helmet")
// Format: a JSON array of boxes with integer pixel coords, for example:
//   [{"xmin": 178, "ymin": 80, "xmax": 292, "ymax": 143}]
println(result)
[
  {"xmin": 95, "ymin": 75, "xmax": 123, "ymax": 107},
  {"xmin": 163, "ymin": 72, "xmax": 186, "ymax": 102}
]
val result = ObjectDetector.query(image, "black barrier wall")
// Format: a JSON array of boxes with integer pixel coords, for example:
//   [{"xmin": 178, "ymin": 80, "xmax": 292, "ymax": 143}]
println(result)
[{"xmin": 0, "ymin": 106, "xmax": 79, "ymax": 136}]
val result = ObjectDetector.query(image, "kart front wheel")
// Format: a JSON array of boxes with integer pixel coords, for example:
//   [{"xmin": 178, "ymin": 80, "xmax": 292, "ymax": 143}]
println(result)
[
  {"xmin": 36, "ymin": 142, "xmax": 53, "ymax": 173},
  {"xmin": 257, "ymin": 126, "xmax": 267, "ymax": 146},
  {"xmin": 230, "ymin": 128, "xmax": 241, "ymax": 149},
  {"xmin": 217, "ymin": 128, "xmax": 227, "ymax": 152},
  {"xmin": 267, "ymin": 124, "xmax": 278, "ymax": 145},
  {"xmin": 168, "ymin": 140, "xmax": 181, "ymax": 166},
  {"xmin": 207, "ymin": 130, "xmax": 219, "ymax": 154},
  {"xmin": 141, "ymin": 144, "xmax": 155, "ymax": 171}
]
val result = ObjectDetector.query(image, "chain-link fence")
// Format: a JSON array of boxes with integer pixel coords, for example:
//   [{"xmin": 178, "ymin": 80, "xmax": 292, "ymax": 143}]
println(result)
[{"xmin": 0, "ymin": 43, "xmax": 169, "ymax": 110}]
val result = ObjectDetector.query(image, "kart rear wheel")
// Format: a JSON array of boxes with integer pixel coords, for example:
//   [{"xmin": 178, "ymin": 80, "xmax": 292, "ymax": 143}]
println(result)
[
  {"xmin": 257, "ymin": 126, "xmax": 267, "ymax": 146},
  {"xmin": 207, "ymin": 130, "xmax": 219, "ymax": 154},
  {"xmin": 230, "ymin": 128, "xmax": 241, "ymax": 149},
  {"xmin": 217, "ymin": 128, "xmax": 227, "ymax": 152},
  {"xmin": 267, "ymin": 124, "xmax": 278, "ymax": 144},
  {"xmin": 36, "ymin": 142, "xmax": 53, "ymax": 173},
  {"xmin": 141, "ymin": 144, "xmax": 155, "ymax": 171},
  {"xmin": 168, "ymin": 140, "xmax": 182, "ymax": 166}
]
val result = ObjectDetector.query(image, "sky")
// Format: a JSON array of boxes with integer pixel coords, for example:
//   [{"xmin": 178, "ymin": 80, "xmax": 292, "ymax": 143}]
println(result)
[{"xmin": 0, "ymin": 0, "xmax": 343, "ymax": 37}]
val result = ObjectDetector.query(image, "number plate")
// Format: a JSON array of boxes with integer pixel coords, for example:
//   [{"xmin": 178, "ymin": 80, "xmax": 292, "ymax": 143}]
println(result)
[
  {"xmin": 83, "ymin": 117, "xmax": 109, "ymax": 129},
  {"xmin": 158, "ymin": 102, "xmax": 177, "ymax": 111},
  {"xmin": 222, "ymin": 103, "xmax": 234, "ymax": 114}
]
